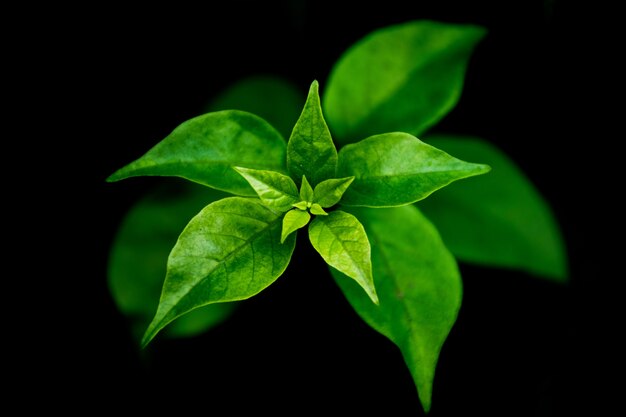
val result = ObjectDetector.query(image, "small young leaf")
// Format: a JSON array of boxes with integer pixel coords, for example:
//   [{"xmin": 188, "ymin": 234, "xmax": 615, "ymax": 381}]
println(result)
[
  {"xmin": 323, "ymin": 20, "xmax": 487, "ymax": 145},
  {"xmin": 331, "ymin": 205, "xmax": 462, "ymax": 413},
  {"xmin": 337, "ymin": 132, "xmax": 490, "ymax": 207},
  {"xmin": 292, "ymin": 201, "xmax": 309, "ymax": 210},
  {"xmin": 313, "ymin": 176, "xmax": 355, "ymax": 208},
  {"xmin": 281, "ymin": 209, "xmax": 311, "ymax": 243},
  {"xmin": 299, "ymin": 175, "xmax": 314, "ymax": 203},
  {"xmin": 108, "ymin": 181, "xmax": 238, "ymax": 343},
  {"xmin": 308, "ymin": 210, "xmax": 378, "ymax": 304},
  {"xmin": 309, "ymin": 203, "xmax": 328, "ymax": 216},
  {"xmin": 107, "ymin": 110, "xmax": 287, "ymax": 196},
  {"xmin": 419, "ymin": 135, "xmax": 569, "ymax": 281},
  {"xmin": 233, "ymin": 167, "xmax": 299, "ymax": 212},
  {"xmin": 142, "ymin": 197, "xmax": 296, "ymax": 347},
  {"xmin": 287, "ymin": 80, "xmax": 338, "ymax": 186}
]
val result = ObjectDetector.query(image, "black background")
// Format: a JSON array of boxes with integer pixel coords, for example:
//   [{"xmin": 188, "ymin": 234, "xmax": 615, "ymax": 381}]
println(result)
[{"xmin": 16, "ymin": 0, "xmax": 618, "ymax": 415}]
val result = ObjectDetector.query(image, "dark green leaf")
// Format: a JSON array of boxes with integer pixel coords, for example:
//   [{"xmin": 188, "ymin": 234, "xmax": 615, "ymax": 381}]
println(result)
[
  {"xmin": 206, "ymin": 75, "xmax": 304, "ymax": 139},
  {"xmin": 308, "ymin": 210, "xmax": 378, "ymax": 304},
  {"xmin": 419, "ymin": 135, "xmax": 568, "ymax": 281},
  {"xmin": 107, "ymin": 110, "xmax": 287, "ymax": 196},
  {"xmin": 323, "ymin": 20, "xmax": 486, "ymax": 145},
  {"xmin": 234, "ymin": 167, "xmax": 299, "ymax": 212},
  {"xmin": 281, "ymin": 209, "xmax": 311, "ymax": 243},
  {"xmin": 108, "ymin": 181, "xmax": 237, "ymax": 343},
  {"xmin": 287, "ymin": 80, "xmax": 338, "ymax": 186},
  {"xmin": 142, "ymin": 197, "xmax": 296, "ymax": 347},
  {"xmin": 337, "ymin": 132, "xmax": 490, "ymax": 207},
  {"xmin": 331, "ymin": 205, "xmax": 462, "ymax": 413},
  {"xmin": 313, "ymin": 176, "xmax": 355, "ymax": 208}
]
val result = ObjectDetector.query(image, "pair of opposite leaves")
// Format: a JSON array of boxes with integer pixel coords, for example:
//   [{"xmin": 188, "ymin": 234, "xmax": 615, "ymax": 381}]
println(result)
[{"xmin": 108, "ymin": 20, "xmax": 568, "ymax": 414}]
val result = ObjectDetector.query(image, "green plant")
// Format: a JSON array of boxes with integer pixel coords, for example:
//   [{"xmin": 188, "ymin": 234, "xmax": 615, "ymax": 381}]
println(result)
[{"xmin": 107, "ymin": 20, "xmax": 567, "ymax": 414}]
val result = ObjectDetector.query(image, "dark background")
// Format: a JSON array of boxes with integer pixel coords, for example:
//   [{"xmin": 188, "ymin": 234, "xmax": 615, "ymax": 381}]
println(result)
[{"xmin": 17, "ymin": 0, "xmax": 617, "ymax": 415}]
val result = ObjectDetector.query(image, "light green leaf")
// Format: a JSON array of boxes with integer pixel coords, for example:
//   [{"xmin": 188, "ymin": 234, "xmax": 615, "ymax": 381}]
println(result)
[
  {"xmin": 142, "ymin": 197, "xmax": 296, "ymax": 347},
  {"xmin": 292, "ymin": 201, "xmax": 308, "ymax": 210},
  {"xmin": 331, "ymin": 205, "xmax": 462, "ymax": 413},
  {"xmin": 108, "ymin": 181, "xmax": 238, "ymax": 343},
  {"xmin": 107, "ymin": 110, "xmax": 287, "ymax": 196},
  {"xmin": 313, "ymin": 176, "xmax": 355, "ymax": 208},
  {"xmin": 323, "ymin": 20, "xmax": 486, "ymax": 145},
  {"xmin": 419, "ymin": 135, "xmax": 568, "ymax": 281},
  {"xmin": 206, "ymin": 75, "xmax": 304, "ymax": 139},
  {"xmin": 233, "ymin": 167, "xmax": 299, "ymax": 212},
  {"xmin": 309, "ymin": 203, "xmax": 328, "ymax": 216},
  {"xmin": 299, "ymin": 175, "xmax": 314, "ymax": 203},
  {"xmin": 337, "ymin": 132, "xmax": 490, "ymax": 207},
  {"xmin": 287, "ymin": 80, "xmax": 338, "ymax": 186},
  {"xmin": 308, "ymin": 210, "xmax": 377, "ymax": 304},
  {"xmin": 281, "ymin": 209, "xmax": 311, "ymax": 243}
]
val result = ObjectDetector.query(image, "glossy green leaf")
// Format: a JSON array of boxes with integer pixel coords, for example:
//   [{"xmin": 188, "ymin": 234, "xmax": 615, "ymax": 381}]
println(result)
[
  {"xmin": 323, "ymin": 20, "xmax": 486, "ymax": 145},
  {"xmin": 331, "ymin": 205, "xmax": 462, "ymax": 413},
  {"xmin": 206, "ymin": 75, "xmax": 304, "ymax": 139},
  {"xmin": 287, "ymin": 80, "xmax": 338, "ymax": 186},
  {"xmin": 108, "ymin": 181, "xmax": 238, "ymax": 343},
  {"xmin": 313, "ymin": 176, "xmax": 355, "ymax": 208},
  {"xmin": 281, "ymin": 209, "xmax": 311, "ymax": 243},
  {"xmin": 419, "ymin": 135, "xmax": 568, "ymax": 281},
  {"xmin": 308, "ymin": 210, "xmax": 378, "ymax": 304},
  {"xmin": 337, "ymin": 132, "xmax": 490, "ymax": 207},
  {"xmin": 299, "ymin": 175, "xmax": 314, "ymax": 203},
  {"xmin": 142, "ymin": 197, "xmax": 296, "ymax": 347},
  {"xmin": 233, "ymin": 167, "xmax": 299, "ymax": 212},
  {"xmin": 107, "ymin": 110, "xmax": 287, "ymax": 196}
]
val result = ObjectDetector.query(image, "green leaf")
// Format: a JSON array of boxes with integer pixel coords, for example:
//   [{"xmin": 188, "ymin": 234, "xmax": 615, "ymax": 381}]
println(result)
[
  {"xmin": 323, "ymin": 20, "xmax": 487, "ymax": 145},
  {"xmin": 309, "ymin": 203, "xmax": 328, "ymax": 216},
  {"xmin": 337, "ymin": 132, "xmax": 490, "ymax": 207},
  {"xmin": 107, "ymin": 110, "xmax": 287, "ymax": 196},
  {"xmin": 331, "ymin": 205, "xmax": 462, "ymax": 413},
  {"xmin": 281, "ymin": 209, "xmax": 311, "ymax": 243},
  {"xmin": 313, "ymin": 176, "xmax": 355, "ymax": 208},
  {"xmin": 233, "ymin": 167, "xmax": 299, "ymax": 212},
  {"xmin": 299, "ymin": 175, "xmax": 314, "ymax": 203},
  {"xmin": 292, "ymin": 201, "xmax": 309, "ymax": 210},
  {"xmin": 107, "ymin": 181, "xmax": 238, "ymax": 343},
  {"xmin": 142, "ymin": 197, "xmax": 296, "ymax": 347},
  {"xmin": 308, "ymin": 210, "xmax": 378, "ymax": 304},
  {"xmin": 419, "ymin": 135, "xmax": 568, "ymax": 281},
  {"xmin": 287, "ymin": 80, "xmax": 338, "ymax": 186},
  {"xmin": 206, "ymin": 75, "xmax": 304, "ymax": 139}
]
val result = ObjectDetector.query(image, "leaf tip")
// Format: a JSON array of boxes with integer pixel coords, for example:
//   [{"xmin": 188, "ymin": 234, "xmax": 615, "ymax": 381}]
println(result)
[{"xmin": 105, "ymin": 170, "xmax": 124, "ymax": 183}]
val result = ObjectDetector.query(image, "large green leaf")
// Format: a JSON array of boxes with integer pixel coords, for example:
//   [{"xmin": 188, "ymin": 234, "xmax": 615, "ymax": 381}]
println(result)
[
  {"xmin": 107, "ymin": 110, "xmax": 287, "ymax": 196},
  {"xmin": 337, "ymin": 132, "xmax": 490, "ymax": 207},
  {"xmin": 142, "ymin": 197, "xmax": 296, "ymax": 347},
  {"xmin": 108, "ymin": 181, "xmax": 238, "ymax": 343},
  {"xmin": 309, "ymin": 210, "xmax": 378, "ymax": 304},
  {"xmin": 206, "ymin": 75, "xmax": 304, "ymax": 139},
  {"xmin": 419, "ymin": 135, "xmax": 568, "ymax": 281},
  {"xmin": 323, "ymin": 20, "xmax": 486, "ymax": 145},
  {"xmin": 287, "ymin": 80, "xmax": 338, "ymax": 186},
  {"xmin": 331, "ymin": 205, "xmax": 462, "ymax": 413}
]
